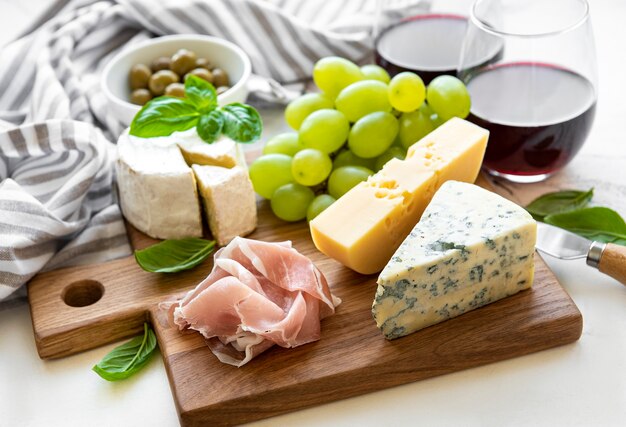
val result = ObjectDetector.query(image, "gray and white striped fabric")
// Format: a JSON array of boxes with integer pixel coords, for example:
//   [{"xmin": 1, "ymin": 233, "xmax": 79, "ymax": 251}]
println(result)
[{"xmin": 0, "ymin": 0, "xmax": 425, "ymax": 303}]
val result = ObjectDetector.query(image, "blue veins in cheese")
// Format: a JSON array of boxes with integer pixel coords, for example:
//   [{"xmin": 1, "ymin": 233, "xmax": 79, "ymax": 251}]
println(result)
[{"xmin": 372, "ymin": 181, "xmax": 537, "ymax": 340}]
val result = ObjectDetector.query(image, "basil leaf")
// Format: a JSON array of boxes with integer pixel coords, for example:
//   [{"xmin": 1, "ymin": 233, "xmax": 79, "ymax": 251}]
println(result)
[
  {"xmin": 197, "ymin": 110, "xmax": 224, "ymax": 144},
  {"xmin": 134, "ymin": 238, "xmax": 215, "ymax": 273},
  {"xmin": 130, "ymin": 97, "xmax": 200, "ymax": 138},
  {"xmin": 92, "ymin": 323, "xmax": 157, "ymax": 381},
  {"xmin": 545, "ymin": 207, "xmax": 626, "ymax": 246},
  {"xmin": 185, "ymin": 75, "xmax": 218, "ymax": 111},
  {"xmin": 526, "ymin": 189, "xmax": 594, "ymax": 221},
  {"xmin": 219, "ymin": 103, "xmax": 263, "ymax": 143}
]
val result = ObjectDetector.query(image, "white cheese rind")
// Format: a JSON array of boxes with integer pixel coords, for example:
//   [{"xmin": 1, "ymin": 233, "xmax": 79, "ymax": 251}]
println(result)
[
  {"xmin": 372, "ymin": 181, "xmax": 537, "ymax": 339},
  {"xmin": 115, "ymin": 127, "xmax": 250, "ymax": 240},
  {"xmin": 192, "ymin": 165, "xmax": 257, "ymax": 246},
  {"xmin": 116, "ymin": 132, "xmax": 203, "ymax": 239}
]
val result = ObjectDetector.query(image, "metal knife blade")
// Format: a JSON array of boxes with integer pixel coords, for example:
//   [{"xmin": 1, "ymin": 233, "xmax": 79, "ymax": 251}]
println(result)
[
  {"xmin": 536, "ymin": 223, "xmax": 625, "ymax": 286},
  {"xmin": 536, "ymin": 222, "xmax": 592, "ymax": 260}
]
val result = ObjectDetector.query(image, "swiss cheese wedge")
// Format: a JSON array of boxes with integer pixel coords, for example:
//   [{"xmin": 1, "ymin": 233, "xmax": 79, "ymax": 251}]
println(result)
[{"xmin": 310, "ymin": 118, "xmax": 489, "ymax": 274}]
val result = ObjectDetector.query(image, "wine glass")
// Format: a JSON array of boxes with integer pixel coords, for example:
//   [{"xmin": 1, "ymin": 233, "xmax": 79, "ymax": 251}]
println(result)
[
  {"xmin": 373, "ymin": 0, "xmax": 484, "ymax": 84},
  {"xmin": 458, "ymin": 0, "xmax": 598, "ymax": 183}
]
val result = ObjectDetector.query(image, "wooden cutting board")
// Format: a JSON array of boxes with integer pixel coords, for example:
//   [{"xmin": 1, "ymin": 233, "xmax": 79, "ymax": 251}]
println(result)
[{"xmin": 27, "ymin": 176, "xmax": 583, "ymax": 427}]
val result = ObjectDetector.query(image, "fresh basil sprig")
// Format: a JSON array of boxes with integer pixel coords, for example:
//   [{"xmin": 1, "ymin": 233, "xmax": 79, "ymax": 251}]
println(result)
[
  {"xmin": 220, "ymin": 103, "xmax": 263, "ymax": 143},
  {"xmin": 526, "ymin": 189, "xmax": 594, "ymax": 221},
  {"xmin": 197, "ymin": 110, "xmax": 224, "ymax": 143},
  {"xmin": 129, "ymin": 75, "xmax": 262, "ymax": 144},
  {"xmin": 545, "ymin": 207, "xmax": 626, "ymax": 246},
  {"xmin": 526, "ymin": 189, "xmax": 626, "ymax": 246},
  {"xmin": 185, "ymin": 75, "xmax": 218, "ymax": 111},
  {"xmin": 134, "ymin": 237, "xmax": 215, "ymax": 273},
  {"xmin": 130, "ymin": 97, "xmax": 200, "ymax": 138},
  {"xmin": 93, "ymin": 323, "xmax": 157, "ymax": 381}
]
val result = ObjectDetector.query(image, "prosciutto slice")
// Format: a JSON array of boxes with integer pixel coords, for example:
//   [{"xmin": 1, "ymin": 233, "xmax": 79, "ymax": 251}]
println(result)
[{"xmin": 171, "ymin": 237, "xmax": 341, "ymax": 367}]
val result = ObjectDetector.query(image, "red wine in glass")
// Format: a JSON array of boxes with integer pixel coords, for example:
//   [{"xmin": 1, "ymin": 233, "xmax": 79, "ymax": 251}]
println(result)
[
  {"xmin": 466, "ymin": 62, "xmax": 596, "ymax": 181},
  {"xmin": 374, "ymin": 14, "xmax": 501, "ymax": 84}
]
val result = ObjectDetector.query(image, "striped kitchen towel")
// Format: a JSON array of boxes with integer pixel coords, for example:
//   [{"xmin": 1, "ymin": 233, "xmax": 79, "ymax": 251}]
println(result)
[{"xmin": 0, "ymin": 0, "xmax": 425, "ymax": 303}]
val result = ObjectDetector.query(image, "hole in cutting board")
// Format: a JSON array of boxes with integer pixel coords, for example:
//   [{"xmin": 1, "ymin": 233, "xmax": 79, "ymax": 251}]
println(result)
[{"xmin": 62, "ymin": 280, "xmax": 104, "ymax": 307}]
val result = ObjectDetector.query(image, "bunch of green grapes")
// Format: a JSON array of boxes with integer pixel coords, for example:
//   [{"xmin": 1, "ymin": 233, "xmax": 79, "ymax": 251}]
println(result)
[{"xmin": 249, "ymin": 57, "xmax": 471, "ymax": 222}]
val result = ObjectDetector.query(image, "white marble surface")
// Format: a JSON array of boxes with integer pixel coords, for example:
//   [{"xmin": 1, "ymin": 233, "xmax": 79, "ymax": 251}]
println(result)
[{"xmin": 2, "ymin": 0, "xmax": 626, "ymax": 426}]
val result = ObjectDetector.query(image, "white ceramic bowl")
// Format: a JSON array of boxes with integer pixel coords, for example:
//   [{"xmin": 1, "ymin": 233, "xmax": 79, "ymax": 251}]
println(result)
[{"xmin": 101, "ymin": 35, "xmax": 251, "ymax": 127}]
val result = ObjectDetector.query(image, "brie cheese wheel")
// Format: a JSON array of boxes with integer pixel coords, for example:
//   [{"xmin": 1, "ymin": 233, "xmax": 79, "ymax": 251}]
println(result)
[
  {"xmin": 116, "ymin": 128, "xmax": 253, "ymax": 241},
  {"xmin": 192, "ymin": 165, "xmax": 257, "ymax": 246},
  {"xmin": 116, "ymin": 132, "xmax": 203, "ymax": 239}
]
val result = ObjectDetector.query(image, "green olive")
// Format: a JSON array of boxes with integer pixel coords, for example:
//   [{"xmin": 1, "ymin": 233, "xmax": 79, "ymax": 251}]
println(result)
[
  {"xmin": 216, "ymin": 86, "xmax": 230, "ymax": 95},
  {"xmin": 171, "ymin": 49, "xmax": 197, "ymax": 76},
  {"xmin": 185, "ymin": 68, "xmax": 213, "ymax": 83},
  {"xmin": 211, "ymin": 68, "xmax": 230, "ymax": 87},
  {"xmin": 150, "ymin": 56, "xmax": 172, "ymax": 72},
  {"xmin": 129, "ymin": 64, "xmax": 152, "ymax": 90},
  {"xmin": 148, "ymin": 70, "xmax": 179, "ymax": 95},
  {"xmin": 130, "ymin": 88, "xmax": 153, "ymax": 105},
  {"xmin": 195, "ymin": 58, "xmax": 212, "ymax": 69},
  {"xmin": 164, "ymin": 82, "xmax": 186, "ymax": 98}
]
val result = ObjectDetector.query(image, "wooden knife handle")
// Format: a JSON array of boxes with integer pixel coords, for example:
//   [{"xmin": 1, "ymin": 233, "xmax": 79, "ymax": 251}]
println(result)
[{"xmin": 598, "ymin": 243, "xmax": 626, "ymax": 286}]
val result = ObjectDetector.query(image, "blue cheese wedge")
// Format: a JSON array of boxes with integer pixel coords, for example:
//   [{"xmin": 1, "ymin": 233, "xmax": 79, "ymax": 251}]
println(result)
[
  {"xmin": 192, "ymin": 165, "xmax": 257, "ymax": 246},
  {"xmin": 372, "ymin": 181, "xmax": 537, "ymax": 339}
]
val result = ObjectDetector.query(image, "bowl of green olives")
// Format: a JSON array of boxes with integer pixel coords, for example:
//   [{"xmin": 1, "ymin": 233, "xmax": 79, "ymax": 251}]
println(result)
[{"xmin": 102, "ymin": 35, "xmax": 251, "ymax": 126}]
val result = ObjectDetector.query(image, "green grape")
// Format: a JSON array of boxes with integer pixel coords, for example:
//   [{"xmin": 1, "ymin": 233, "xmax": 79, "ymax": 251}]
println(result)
[
  {"xmin": 360, "ymin": 64, "xmax": 390, "ymax": 83},
  {"xmin": 398, "ymin": 106, "xmax": 436, "ymax": 150},
  {"xmin": 388, "ymin": 72, "xmax": 426, "ymax": 113},
  {"xmin": 332, "ymin": 149, "xmax": 376, "ymax": 170},
  {"xmin": 391, "ymin": 133, "xmax": 404, "ymax": 148},
  {"xmin": 284, "ymin": 93, "xmax": 334, "ymax": 130},
  {"xmin": 299, "ymin": 109, "xmax": 349, "ymax": 154},
  {"xmin": 328, "ymin": 166, "xmax": 372, "ymax": 199},
  {"xmin": 419, "ymin": 103, "xmax": 444, "ymax": 127},
  {"xmin": 335, "ymin": 80, "xmax": 392, "ymax": 122},
  {"xmin": 263, "ymin": 132, "xmax": 302, "ymax": 156},
  {"xmin": 291, "ymin": 148, "xmax": 332, "ymax": 186},
  {"xmin": 313, "ymin": 57, "xmax": 364, "ymax": 99},
  {"xmin": 430, "ymin": 112, "xmax": 445, "ymax": 127},
  {"xmin": 348, "ymin": 111, "xmax": 399, "ymax": 158},
  {"xmin": 271, "ymin": 183, "xmax": 315, "ymax": 222},
  {"xmin": 420, "ymin": 103, "xmax": 435, "ymax": 118},
  {"xmin": 306, "ymin": 194, "xmax": 336, "ymax": 221},
  {"xmin": 426, "ymin": 75, "xmax": 471, "ymax": 120},
  {"xmin": 374, "ymin": 146, "xmax": 406, "ymax": 171},
  {"xmin": 248, "ymin": 154, "xmax": 293, "ymax": 199}
]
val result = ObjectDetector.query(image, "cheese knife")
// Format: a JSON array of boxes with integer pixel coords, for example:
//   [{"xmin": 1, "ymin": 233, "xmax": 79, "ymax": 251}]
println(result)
[{"xmin": 536, "ymin": 222, "xmax": 626, "ymax": 286}]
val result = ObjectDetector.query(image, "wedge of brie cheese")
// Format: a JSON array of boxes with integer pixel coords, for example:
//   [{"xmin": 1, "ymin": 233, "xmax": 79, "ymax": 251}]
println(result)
[
  {"xmin": 192, "ymin": 165, "xmax": 257, "ymax": 246},
  {"xmin": 116, "ymin": 128, "xmax": 254, "ymax": 241},
  {"xmin": 372, "ymin": 181, "xmax": 536, "ymax": 339},
  {"xmin": 176, "ymin": 130, "xmax": 244, "ymax": 169}
]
